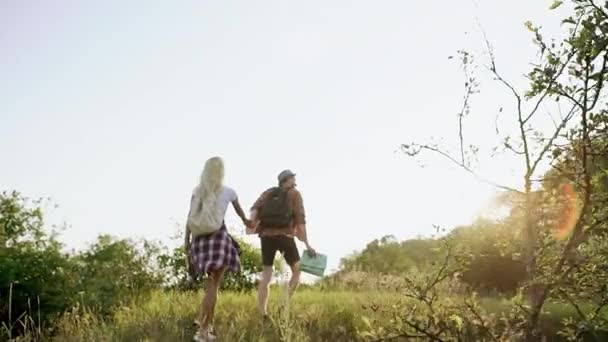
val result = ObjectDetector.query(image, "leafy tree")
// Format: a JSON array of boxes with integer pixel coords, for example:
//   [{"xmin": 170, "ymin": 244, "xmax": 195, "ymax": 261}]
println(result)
[
  {"xmin": 0, "ymin": 191, "xmax": 77, "ymax": 338},
  {"xmin": 395, "ymin": 0, "xmax": 608, "ymax": 339},
  {"xmin": 73, "ymin": 235, "xmax": 165, "ymax": 315},
  {"xmin": 335, "ymin": 222, "xmax": 527, "ymax": 295}
]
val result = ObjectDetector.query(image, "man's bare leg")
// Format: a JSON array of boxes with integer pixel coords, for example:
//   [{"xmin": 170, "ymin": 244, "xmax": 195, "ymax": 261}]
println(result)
[
  {"xmin": 257, "ymin": 266, "xmax": 274, "ymax": 316},
  {"xmin": 288, "ymin": 262, "xmax": 301, "ymax": 297}
]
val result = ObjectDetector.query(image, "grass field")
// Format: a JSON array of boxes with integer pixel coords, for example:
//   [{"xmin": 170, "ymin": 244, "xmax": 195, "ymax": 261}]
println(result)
[
  {"xmin": 52, "ymin": 289, "xmax": 379, "ymax": 342},
  {"xmin": 38, "ymin": 287, "xmax": 606, "ymax": 342}
]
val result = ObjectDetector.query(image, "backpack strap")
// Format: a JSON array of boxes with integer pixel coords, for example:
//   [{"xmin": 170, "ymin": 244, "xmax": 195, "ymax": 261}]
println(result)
[{"xmin": 265, "ymin": 187, "xmax": 282, "ymax": 200}]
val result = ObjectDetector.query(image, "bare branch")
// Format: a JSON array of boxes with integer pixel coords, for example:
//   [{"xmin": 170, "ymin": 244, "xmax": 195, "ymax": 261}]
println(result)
[
  {"xmin": 401, "ymin": 144, "xmax": 522, "ymax": 194},
  {"xmin": 556, "ymin": 89, "xmax": 585, "ymax": 109},
  {"xmin": 504, "ymin": 143, "xmax": 527, "ymax": 155},
  {"xmin": 559, "ymin": 289, "xmax": 589, "ymax": 323},
  {"xmin": 458, "ymin": 83, "xmax": 474, "ymax": 166},
  {"xmin": 482, "ymin": 39, "xmax": 533, "ymax": 178},
  {"xmin": 559, "ymin": 288, "xmax": 604, "ymax": 342},
  {"xmin": 494, "ymin": 109, "xmax": 502, "ymax": 135},
  {"xmin": 591, "ymin": 295, "xmax": 608, "ymax": 322},
  {"xmin": 425, "ymin": 243, "xmax": 453, "ymax": 294},
  {"xmin": 491, "ymin": 68, "xmax": 523, "ymax": 108},
  {"xmin": 374, "ymin": 333, "xmax": 428, "ymax": 341},
  {"xmin": 454, "ymin": 50, "xmax": 480, "ymax": 167},
  {"xmin": 548, "ymin": 111, "xmax": 560, "ymax": 130},
  {"xmin": 529, "ymin": 103, "xmax": 578, "ymax": 174},
  {"xmin": 402, "ymin": 320, "xmax": 447, "ymax": 342},
  {"xmin": 464, "ymin": 297, "xmax": 499, "ymax": 342},
  {"xmin": 480, "ymin": 30, "xmax": 522, "ymax": 107}
]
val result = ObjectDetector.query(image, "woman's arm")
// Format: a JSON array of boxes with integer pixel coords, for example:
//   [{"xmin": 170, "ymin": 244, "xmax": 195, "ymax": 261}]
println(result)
[
  {"xmin": 184, "ymin": 224, "xmax": 191, "ymax": 250},
  {"xmin": 184, "ymin": 223, "xmax": 193, "ymax": 275},
  {"xmin": 185, "ymin": 194, "xmax": 194, "ymax": 251},
  {"xmin": 232, "ymin": 199, "xmax": 251, "ymax": 226}
]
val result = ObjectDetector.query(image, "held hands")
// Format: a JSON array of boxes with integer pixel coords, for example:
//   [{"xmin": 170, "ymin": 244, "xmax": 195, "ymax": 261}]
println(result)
[
  {"xmin": 242, "ymin": 218, "xmax": 253, "ymax": 228},
  {"xmin": 243, "ymin": 218, "xmax": 259, "ymax": 234}
]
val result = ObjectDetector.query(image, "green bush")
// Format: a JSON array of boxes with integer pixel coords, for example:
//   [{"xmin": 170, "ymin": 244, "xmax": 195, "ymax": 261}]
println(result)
[{"xmin": 0, "ymin": 190, "xmax": 269, "ymax": 339}]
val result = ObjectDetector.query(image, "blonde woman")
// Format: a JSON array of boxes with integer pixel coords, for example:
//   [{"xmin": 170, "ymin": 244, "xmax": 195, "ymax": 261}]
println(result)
[{"xmin": 185, "ymin": 157, "xmax": 250, "ymax": 341}]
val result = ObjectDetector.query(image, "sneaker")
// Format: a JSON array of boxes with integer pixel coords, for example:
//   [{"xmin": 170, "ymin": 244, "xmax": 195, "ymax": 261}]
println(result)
[
  {"xmin": 193, "ymin": 328, "xmax": 217, "ymax": 341},
  {"xmin": 193, "ymin": 321, "xmax": 215, "ymax": 331},
  {"xmin": 261, "ymin": 314, "xmax": 273, "ymax": 327}
]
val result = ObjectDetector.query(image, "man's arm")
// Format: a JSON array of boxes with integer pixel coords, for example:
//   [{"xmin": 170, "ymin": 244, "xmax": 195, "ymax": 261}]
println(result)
[
  {"xmin": 296, "ymin": 223, "xmax": 308, "ymax": 243},
  {"xmin": 292, "ymin": 191, "xmax": 315, "ymax": 255},
  {"xmin": 296, "ymin": 223, "xmax": 316, "ymax": 256},
  {"xmin": 248, "ymin": 190, "xmax": 270, "ymax": 233}
]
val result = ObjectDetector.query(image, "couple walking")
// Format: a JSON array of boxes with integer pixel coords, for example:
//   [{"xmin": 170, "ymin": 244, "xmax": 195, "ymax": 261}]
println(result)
[{"xmin": 184, "ymin": 156, "xmax": 316, "ymax": 341}]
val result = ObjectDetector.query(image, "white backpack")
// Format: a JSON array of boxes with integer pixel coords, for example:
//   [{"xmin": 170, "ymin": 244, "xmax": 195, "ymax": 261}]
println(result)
[{"xmin": 187, "ymin": 189, "xmax": 223, "ymax": 237}]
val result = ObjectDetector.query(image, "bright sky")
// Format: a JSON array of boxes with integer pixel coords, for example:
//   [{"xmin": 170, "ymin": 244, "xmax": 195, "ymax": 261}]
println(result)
[{"xmin": 1, "ymin": 0, "xmax": 567, "ymax": 273}]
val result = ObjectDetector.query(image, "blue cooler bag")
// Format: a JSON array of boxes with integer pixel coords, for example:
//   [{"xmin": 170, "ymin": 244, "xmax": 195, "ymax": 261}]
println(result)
[{"xmin": 300, "ymin": 251, "xmax": 327, "ymax": 277}]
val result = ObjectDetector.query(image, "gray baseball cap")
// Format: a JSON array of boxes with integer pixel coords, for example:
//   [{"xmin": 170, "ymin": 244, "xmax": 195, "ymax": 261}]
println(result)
[{"xmin": 278, "ymin": 169, "xmax": 296, "ymax": 183}]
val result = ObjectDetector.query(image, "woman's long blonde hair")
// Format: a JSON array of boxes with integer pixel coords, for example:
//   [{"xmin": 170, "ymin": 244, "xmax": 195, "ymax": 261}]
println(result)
[
  {"xmin": 198, "ymin": 157, "xmax": 224, "ymax": 195},
  {"xmin": 193, "ymin": 157, "xmax": 225, "ymax": 227}
]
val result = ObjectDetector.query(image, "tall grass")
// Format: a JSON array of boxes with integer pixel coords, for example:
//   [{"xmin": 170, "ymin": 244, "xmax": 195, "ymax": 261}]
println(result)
[
  {"xmin": 1, "ymin": 283, "xmax": 44, "ymax": 342},
  {"xmin": 3, "ymin": 286, "xmax": 607, "ymax": 341},
  {"xmin": 46, "ymin": 290, "xmax": 606, "ymax": 341},
  {"xmin": 50, "ymin": 289, "xmax": 388, "ymax": 342}
]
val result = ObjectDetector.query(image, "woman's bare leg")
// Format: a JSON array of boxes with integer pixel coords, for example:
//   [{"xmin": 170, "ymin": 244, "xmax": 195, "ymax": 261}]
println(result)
[{"xmin": 198, "ymin": 267, "xmax": 226, "ymax": 331}]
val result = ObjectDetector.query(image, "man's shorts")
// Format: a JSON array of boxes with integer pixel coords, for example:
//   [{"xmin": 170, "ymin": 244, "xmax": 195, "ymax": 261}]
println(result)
[{"xmin": 261, "ymin": 235, "xmax": 300, "ymax": 267}]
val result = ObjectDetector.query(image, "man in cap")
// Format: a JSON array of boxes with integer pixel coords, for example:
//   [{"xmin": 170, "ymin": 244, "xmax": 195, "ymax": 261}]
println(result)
[{"xmin": 249, "ymin": 169, "xmax": 316, "ymax": 320}]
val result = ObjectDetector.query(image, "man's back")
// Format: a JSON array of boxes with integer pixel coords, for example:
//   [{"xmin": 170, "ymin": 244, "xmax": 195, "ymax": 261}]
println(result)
[{"xmin": 252, "ymin": 187, "xmax": 306, "ymax": 238}]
